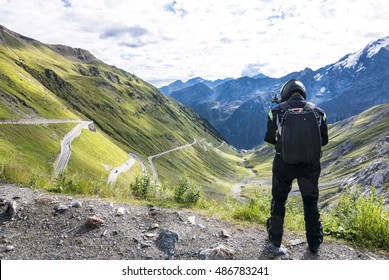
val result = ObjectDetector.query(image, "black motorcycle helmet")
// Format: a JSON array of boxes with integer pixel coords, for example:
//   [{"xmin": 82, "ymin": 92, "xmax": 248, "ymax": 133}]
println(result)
[{"xmin": 280, "ymin": 79, "xmax": 306, "ymax": 102}]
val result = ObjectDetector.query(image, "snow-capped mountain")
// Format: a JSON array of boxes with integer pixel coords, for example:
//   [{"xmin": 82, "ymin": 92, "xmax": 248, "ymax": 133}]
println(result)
[{"xmin": 166, "ymin": 36, "xmax": 389, "ymax": 149}]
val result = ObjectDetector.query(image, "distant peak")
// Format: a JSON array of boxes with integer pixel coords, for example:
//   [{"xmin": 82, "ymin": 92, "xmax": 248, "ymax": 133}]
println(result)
[{"xmin": 365, "ymin": 36, "xmax": 389, "ymax": 58}]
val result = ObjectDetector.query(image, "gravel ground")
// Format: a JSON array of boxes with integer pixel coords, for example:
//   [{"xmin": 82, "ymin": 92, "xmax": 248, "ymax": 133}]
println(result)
[{"xmin": 0, "ymin": 183, "xmax": 388, "ymax": 260}]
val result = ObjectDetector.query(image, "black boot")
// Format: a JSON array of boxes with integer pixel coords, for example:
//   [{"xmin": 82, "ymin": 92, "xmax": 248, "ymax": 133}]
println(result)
[
  {"xmin": 306, "ymin": 221, "xmax": 323, "ymax": 253},
  {"xmin": 267, "ymin": 216, "xmax": 284, "ymax": 247}
]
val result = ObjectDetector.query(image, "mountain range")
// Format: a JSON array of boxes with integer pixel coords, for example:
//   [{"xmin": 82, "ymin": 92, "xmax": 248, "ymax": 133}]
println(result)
[{"xmin": 162, "ymin": 36, "xmax": 389, "ymax": 149}]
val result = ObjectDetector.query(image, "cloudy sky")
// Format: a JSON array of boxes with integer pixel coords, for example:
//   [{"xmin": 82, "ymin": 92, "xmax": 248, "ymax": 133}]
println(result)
[{"xmin": 1, "ymin": 0, "xmax": 388, "ymax": 87}]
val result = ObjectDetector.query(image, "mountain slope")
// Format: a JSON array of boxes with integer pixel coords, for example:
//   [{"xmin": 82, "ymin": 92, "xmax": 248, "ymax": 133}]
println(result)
[{"xmin": 0, "ymin": 25, "xmax": 244, "ymax": 193}]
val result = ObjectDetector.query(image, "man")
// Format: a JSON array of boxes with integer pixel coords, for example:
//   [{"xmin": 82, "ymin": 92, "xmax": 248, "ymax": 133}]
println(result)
[{"xmin": 264, "ymin": 79, "xmax": 328, "ymax": 253}]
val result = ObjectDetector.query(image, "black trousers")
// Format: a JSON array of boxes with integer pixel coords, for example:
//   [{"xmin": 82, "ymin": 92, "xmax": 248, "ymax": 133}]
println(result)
[{"xmin": 269, "ymin": 155, "xmax": 323, "ymax": 246}]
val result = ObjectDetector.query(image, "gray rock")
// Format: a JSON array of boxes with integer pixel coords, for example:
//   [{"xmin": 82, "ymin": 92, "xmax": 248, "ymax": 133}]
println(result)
[
  {"xmin": 5, "ymin": 201, "xmax": 17, "ymax": 219},
  {"xmin": 187, "ymin": 216, "xmax": 196, "ymax": 225},
  {"xmin": 289, "ymin": 239, "xmax": 306, "ymax": 246},
  {"xmin": 116, "ymin": 207, "xmax": 126, "ymax": 216},
  {"xmin": 155, "ymin": 230, "xmax": 179, "ymax": 259},
  {"xmin": 54, "ymin": 204, "xmax": 69, "ymax": 213},
  {"xmin": 221, "ymin": 229, "xmax": 231, "ymax": 239},
  {"xmin": 148, "ymin": 223, "xmax": 159, "ymax": 230},
  {"xmin": 72, "ymin": 201, "xmax": 82, "ymax": 208},
  {"xmin": 6, "ymin": 245, "xmax": 14, "ymax": 252}
]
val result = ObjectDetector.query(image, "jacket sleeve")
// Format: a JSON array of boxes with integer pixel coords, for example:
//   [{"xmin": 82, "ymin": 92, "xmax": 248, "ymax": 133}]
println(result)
[
  {"xmin": 264, "ymin": 109, "xmax": 277, "ymax": 145},
  {"xmin": 317, "ymin": 108, "xmax": 328, "ymax": 146}
]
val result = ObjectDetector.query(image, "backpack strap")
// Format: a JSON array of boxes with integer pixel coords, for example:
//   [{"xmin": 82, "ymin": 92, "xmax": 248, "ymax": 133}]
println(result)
[
  {"xmin": 304, "ymin": 102, "xmax": 321, "ymax": 126},
  {"xmin": 304, "ymin": 102, "xmax": 316, "ymax": 110},
  {"xmin": 279, "ymin": 101, "xmax": 292, "ymax": 113}
]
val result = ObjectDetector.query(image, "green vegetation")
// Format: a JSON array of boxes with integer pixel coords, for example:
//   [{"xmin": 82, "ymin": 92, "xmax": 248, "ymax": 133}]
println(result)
[
  {"xmin": 0, "ymin": 25, "xmax": 243, "ymax": 194},
  {"xmin": 0, "ymin": 123, "xmax": 75, "ymax": 186},
  {"xmin": 154, "ymin": 143, "xmax": 249, "ymax": 199},
  {"xmin": 323, "ymin": 187, "xmax": 389, "ymax": 250},
  {"xmin": 128, "ymin": 174, "xmax": 203, "ymax": 207}
]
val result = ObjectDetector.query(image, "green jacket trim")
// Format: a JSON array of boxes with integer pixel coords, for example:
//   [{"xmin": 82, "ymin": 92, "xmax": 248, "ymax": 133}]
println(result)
[{"xmin": 268, "ymin": 110, "xmax": 273, "ymax": 121}]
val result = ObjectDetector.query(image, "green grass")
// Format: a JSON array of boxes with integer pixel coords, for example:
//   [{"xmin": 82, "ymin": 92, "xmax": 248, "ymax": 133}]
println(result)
[
  {"xmin": 67, "ymin": 129, "xmax": 142, "ymax": 186},
  {"xmin": 153, "ymin": 143, "xmax": 250, "ymax": 199},
  {"xmin": 323, "ymin": 187, "xmax": 389, "ymax": 250},
  {"xmin": 0, "ymin": 123, "xmax": 75, "ymax": 186}
]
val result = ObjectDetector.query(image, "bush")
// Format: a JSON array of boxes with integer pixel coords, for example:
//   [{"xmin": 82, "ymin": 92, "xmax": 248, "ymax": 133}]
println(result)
[
  {"xmin": 323, "ymin": 187, "xmax": 389, "ymax": 250},
  {"xmin": 130, "ymin": 175, "xmax": 153, "ymax": 199},
  {"xmin": 174, "ymin": 176, "xmax": 202, "ymax": 206}
]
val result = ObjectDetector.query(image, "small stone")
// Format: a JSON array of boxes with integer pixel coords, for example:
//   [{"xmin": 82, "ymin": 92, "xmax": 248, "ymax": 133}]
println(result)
[
  {"xmin": 145, "ymin": 233, "xmax": 156, "ymax": 238},
  {"xmin": 54, "ymin": 204, "xmax": 69, "ymax": 213},
  {"xmin": 72, "ymin": 201, "xmax": 82, "ymax": 208},
  {"xmin": 199, "ymin": 245, "xmax": 234, "ymax": 260},
  {"xmin": 86, "ymin": 215, "xmax": 105, "ymax": 228},
  {"xmin": 6, "ymin": 245, "xmax": 14, "ymax": 252},
  {"xmin": 198, "ymin": 224, "xmax": 206, "ymax": 230},
  {"xmin": 187, "ymin": 216, "xmax": 196, "ymax": 225},
  {"xmin": 149, "ymin": 207, "xmax": 160, "ymax": 216},
  {"xmin": 221, "ymin": 229, "xmax": 231, "ymax": 239},
  {"xmin": 116, "ymin": 207, "xmax": 126, "ymax": 216},
  {"xmin": 141, "ymin": 241, "xmax": 152, "ymax": 248},
  {"xmin": 149, "ymin": 223, "xmax": 159, "ymax": 230},
  {"xmin": 289, "ymin": 239, "xmax": 305, "ymax": 246},
  {"xmin": 6, "ymin": 201, "xmax": 17, "ymax": 219}
]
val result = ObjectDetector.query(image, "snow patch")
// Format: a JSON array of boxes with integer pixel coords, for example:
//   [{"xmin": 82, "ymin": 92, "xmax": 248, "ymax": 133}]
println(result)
[
  {"xmin": 314, "ymin": 73, "xmax": 323, "ymax": 81},
  {"xmin": 335, "ymin": 50, "xmax": 363, "ymax": 69},
  {"xmin": 367, "ymin": 37, "xmax": 389, "ymax": 58},
  {"xmin": 320, "ymin": 87, "xmax": 326, "ymax": 93}
]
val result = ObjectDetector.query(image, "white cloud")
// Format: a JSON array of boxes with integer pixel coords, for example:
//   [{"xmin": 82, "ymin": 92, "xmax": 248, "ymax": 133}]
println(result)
[{"xmin": 0, "ymin": 0, "xmax": 388, "ymax": 87}]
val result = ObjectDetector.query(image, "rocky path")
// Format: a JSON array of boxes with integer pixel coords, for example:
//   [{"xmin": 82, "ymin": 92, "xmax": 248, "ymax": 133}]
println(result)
[{"xmin": 0, "ymin": 183, "xmax": 387, "ymax": 260}]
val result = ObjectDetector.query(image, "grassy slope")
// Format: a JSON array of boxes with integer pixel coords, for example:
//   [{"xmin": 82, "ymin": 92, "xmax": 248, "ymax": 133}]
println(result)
[
  {"xmin": 0, "ymin": 123, "xmax": 75, "ymax": 186},
  {"xmin": 0, "ymin": 25, "xmax": 244, "ymax": 195},
  {"xmin": 154, "ymin": 143, "xmax": 250, "ymax": 199}
]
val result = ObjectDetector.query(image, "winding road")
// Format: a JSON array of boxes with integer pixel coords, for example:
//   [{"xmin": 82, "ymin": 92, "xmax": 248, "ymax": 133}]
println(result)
[
  {"xmin": 0, "ymin": 118, "xmax": 93, "ymax": 176},
  {"xmin": 107, "ymin": 157, "xmax": 136, "ymax": 186},
  {"xmin": 148, "ymin": 139, "xmax": 197, "ymax": 182},
  {"xmin": 107, "ymin": 153, "xmax": 148, "ymax": 186},
  {"xmin": 53, "ymin": 121, "xmax": 93, "ymax": 175},
  {"xmin": 3, "ymin": 119, "xmax": 249, "ymax": 198}
]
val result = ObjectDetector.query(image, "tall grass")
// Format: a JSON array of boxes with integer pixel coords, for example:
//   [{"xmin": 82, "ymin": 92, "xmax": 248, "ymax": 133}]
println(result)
[{"xmin": 323, "ymin": 187, "xmax": 389, "ymax": 250}]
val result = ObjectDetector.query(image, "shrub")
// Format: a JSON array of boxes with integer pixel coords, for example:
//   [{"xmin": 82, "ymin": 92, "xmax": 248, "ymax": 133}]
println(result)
[
  {"xmin": 323, "ymin": 187, "xmax": 389, "ymax": 250},
  {"xmin": 130, "ymin": 175, "xmax": 153, "ymax": 199},
  {"xmin": 174, "ymin": 176, "xmax": 202, "ymax": 206}
]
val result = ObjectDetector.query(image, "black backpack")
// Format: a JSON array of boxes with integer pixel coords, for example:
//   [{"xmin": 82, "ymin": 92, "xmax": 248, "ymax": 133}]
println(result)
[{"xmin": 277, "ymin": 101, "xmax": 322, "ymax": 164}]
